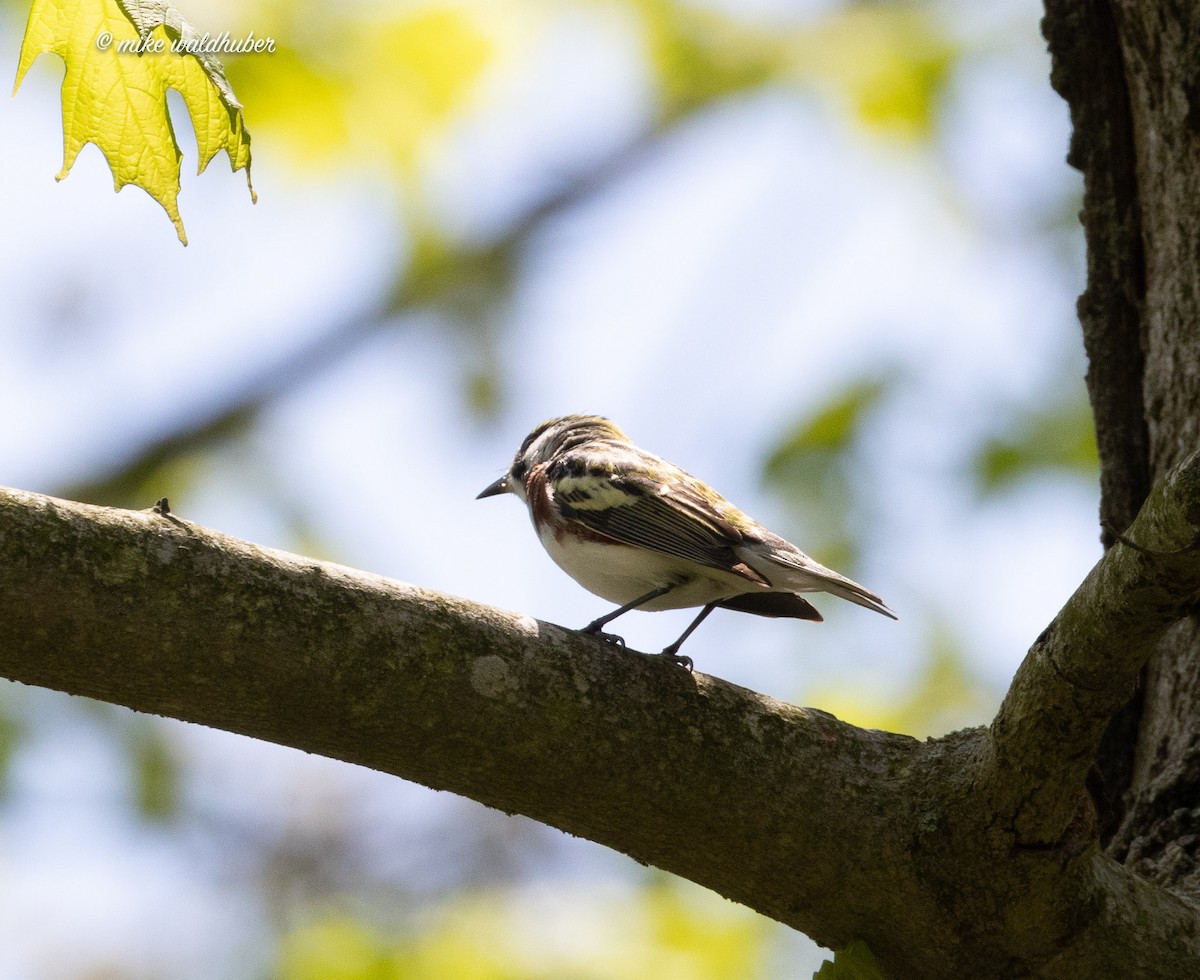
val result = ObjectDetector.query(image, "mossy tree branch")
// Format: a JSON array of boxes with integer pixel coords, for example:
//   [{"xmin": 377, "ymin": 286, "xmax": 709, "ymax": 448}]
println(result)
[
  {"xmin": 981, "ymin": 451, "xmax": 1200, "ymax": 845},
  {"xmin": 3, "ymin": 463, "xmax": 1200, "ymax": 977}
]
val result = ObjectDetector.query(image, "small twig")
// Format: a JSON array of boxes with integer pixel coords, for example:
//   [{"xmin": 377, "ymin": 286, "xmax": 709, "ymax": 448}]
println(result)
[
  {"xmin": 148, "ymin": 496, "xmax": 190, "ymax": 531},
  {"xmin": 1102, "ymin": 521, "xmax": 1199, "ymax": 556}
]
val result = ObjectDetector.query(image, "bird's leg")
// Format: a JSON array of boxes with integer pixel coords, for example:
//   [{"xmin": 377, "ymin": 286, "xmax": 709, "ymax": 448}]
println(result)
[
  {"xmin": 582, "ymin": 585, "xmax": 675, "ymax": 647},
  {"xmin": 657, "ymin": 602, "xmax": 719, "ymax": 671}
]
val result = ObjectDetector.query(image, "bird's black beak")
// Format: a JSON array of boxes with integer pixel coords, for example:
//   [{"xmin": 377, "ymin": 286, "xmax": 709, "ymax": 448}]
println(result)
[{"xmin": 476, "ymin": 476, "xmax": 511, "ymax": 499}]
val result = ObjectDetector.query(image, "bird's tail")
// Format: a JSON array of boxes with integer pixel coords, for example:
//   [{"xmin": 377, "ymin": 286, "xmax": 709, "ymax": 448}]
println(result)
[
  {"xmin": 810, "ymin": 571, "xmax": 897, "ymax": 620},
  {"xmin": 740, "ymin": 536, "xmax": 898, "ymax": 620}
]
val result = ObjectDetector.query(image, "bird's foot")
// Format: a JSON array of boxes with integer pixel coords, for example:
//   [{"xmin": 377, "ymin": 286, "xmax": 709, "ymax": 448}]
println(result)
[
  {"xmin": 582, "ymin": 623, "xmax": 626, "ymax": 648},
  {"xmin": 657, "ymin": 648, "xmax": 694, "ymax": 672}
]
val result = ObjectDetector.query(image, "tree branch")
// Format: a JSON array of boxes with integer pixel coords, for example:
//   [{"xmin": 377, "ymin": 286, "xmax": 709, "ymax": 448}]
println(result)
[
  {"xmin": 4, "ymin": 481, "xmax": 1200, "ymax": 977},
  {"xmin": 980, "ymin": 449, "xmax": 1200, "ymax": 844},
  {"xmin": 0, "ymin": 486, "xmax": 924, "ymax": 948}
]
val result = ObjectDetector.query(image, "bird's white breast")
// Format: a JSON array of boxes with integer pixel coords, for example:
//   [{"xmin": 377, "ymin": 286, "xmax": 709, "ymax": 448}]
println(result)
[{"xmin": 535, "ymin": 523, "xmax": 754, "ymax": 610}]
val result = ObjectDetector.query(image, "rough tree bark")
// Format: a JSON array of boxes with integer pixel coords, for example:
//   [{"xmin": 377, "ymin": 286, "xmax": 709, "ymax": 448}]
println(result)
[{"xmin": 1043, "ymin": 0, "xmax": 1200, "ymax": 913}]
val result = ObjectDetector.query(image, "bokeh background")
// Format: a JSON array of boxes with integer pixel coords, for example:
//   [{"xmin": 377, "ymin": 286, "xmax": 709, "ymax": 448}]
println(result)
[{"xmin": 3, "ymin": 0, "xmax": 1097, "ymax": 975}]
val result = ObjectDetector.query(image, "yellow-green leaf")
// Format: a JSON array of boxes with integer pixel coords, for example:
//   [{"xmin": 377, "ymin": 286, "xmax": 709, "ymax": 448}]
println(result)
[
  {"xmin": 974, "ymin": 393, "xmax": 1098, "ymax": 494},
  {"xmin": 130, "ymin": 719, "xmax": 179, "ymax": 821},
  {"xmin": 766, "ymin": 378, "xmax": 891, "ymax": 467},
  {"xmin": 795, "ymin": 8, "xmax": 956, "ymax": 140},
  {"xmin": 14, "ymin": 0, "xmax": 256, "ymax": 244},
  {"xmin": 352, "ymin": 6, "xmax": 492, "ymax": 175}
]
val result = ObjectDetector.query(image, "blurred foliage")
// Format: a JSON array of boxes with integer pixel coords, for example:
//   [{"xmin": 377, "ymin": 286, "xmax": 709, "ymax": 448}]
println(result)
[
  {"xmin": 0, "ymin": 688, "xmax": 23, "ymax": 802},
  {"xmin": 766, "ymin": 364, "xmax": 1097, "ymax": 588},
  {"xmin": 13, "ymin": 0, "xmax": 956, "ymax": 244},
  {"xmin": 224, "ymin": 2, "xmax": 492, "ymax": 178},
  {"xmin": 276, "ymin": 882, "xmax": 773, "ymax": 980},
  {"xmin": 810, "ymin": 621, "xmax": 997, "ymax": 738},
  {"xmin": 352, "ymin": 6, "xmax": 493, "ymax": 176},
  {"xmin": 223, "ymin": 40, "xmax": 352, "ymax": 168},
  {"xmin": 74, "ymin": 700, "xmax": 183, "ymax": 819},
  {"xmin": 129, "ymin": 717, "xmax": 181, "ymax": 820},
  {"xmin": 766, "ymin": 378, "xmax": 892, "ymax": 459},
  {"xmin": 227, "ymin": 0, "xmax": 958, "ymax": 172},
  {"xmin": 763, "ymin": 374, "xmax": 897, "ymax": 572},
  {"xmin": 794, "ymin": 7, "xmax": 955, "ymax": 141},
  {"xmin": 636, "ymin": 0, "xmax": 790, "ymax": 119},
  {"xmin": 64, "ymin": 438, "xmax": 233, "ymax": 508},
  {"xmin": 814, "ymin": 939, "xmax": 885, "ymax": 980},
  {"xmin": 973, "ymin": 389, "xmax": 1098, "ymax": 494}
]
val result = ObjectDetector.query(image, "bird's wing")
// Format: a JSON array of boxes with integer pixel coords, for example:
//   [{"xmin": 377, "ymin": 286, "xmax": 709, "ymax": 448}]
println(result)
[{"xmin": 549, "ymin": 454, "xmax": 770, "ymax": 587}]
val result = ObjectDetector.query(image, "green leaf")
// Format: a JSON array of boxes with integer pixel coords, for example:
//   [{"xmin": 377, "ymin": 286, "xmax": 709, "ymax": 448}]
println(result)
[
  {"xmin": 814, "ymin": 939, "xmax": 885, "ymax": 980},
  {"xmin": 974, "ymin": 393, "xmax": 1098, "ymax": 493},
  {"xmin": 765, "ymin": 377, "xmax": 891, "ymax": 474},
  {"xmin": 14, "ymin": 0, "xmax": 255, "ymax": 244},
  {"xmin": 130, "ymin": 720, "xmax": 179, "ymax": 821},
  {"xmin": 0, "ymin": 689, "xmax": 24, "ymax": 802}
]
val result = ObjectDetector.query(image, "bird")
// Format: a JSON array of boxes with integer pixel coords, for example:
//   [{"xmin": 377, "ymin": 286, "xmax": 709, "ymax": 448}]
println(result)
[{"xmin": 478, "ymin": 414, "xmax": 896, "ymax": 669}]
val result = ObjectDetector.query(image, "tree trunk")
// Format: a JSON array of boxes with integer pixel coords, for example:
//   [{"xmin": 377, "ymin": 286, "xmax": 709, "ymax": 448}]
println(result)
[{"xmin": 1043, "ymin": 0, "xmax": 1200, "ymax": 907}]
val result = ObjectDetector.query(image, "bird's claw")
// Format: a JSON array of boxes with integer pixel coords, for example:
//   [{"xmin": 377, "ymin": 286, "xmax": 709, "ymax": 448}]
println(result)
[
  {"xmin": 583, "ymin": 626, "xmax": 626, "ymax": 648},
  {"xmin": 581, "ymin": 622, "xmax": 692, "ymax": 668},
  {"xmin": 659, "ymin": 649, "xmax": 693, "ymax": 672}
]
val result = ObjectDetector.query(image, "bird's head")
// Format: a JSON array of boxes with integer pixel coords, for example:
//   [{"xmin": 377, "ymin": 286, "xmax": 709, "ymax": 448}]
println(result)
[{"xmin": 477, "ymin": 415, "xmax": 627, "ymax": 502}]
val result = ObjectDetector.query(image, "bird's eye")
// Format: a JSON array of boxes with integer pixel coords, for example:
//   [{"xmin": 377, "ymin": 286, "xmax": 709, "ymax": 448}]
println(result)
[{"xmin": 511, "ymin": 459, "xmax": 528, "ymax": 481}]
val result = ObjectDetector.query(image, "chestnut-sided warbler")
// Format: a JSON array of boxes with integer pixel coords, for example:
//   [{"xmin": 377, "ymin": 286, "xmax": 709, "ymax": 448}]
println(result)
[{"xmin": 478, "ymin": 415, "xmax": 896, "ymax": 668}]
